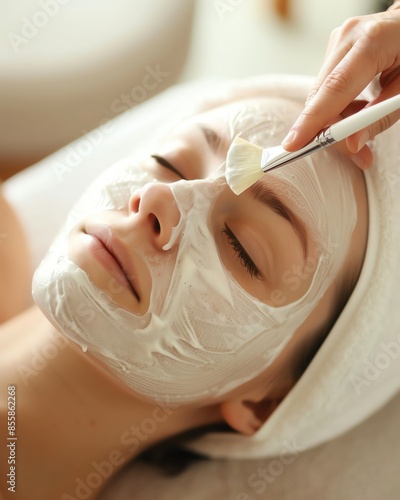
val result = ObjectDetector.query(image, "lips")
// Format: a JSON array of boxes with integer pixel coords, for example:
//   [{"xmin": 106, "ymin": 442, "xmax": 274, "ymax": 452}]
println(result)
[{"xmin": 85, "ymin": 226, "xmax": 141, "ymax": 302}]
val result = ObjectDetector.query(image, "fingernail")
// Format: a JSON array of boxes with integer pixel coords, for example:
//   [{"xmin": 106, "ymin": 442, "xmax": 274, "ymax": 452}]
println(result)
[
  {"xmin": 357, "ymin": 130, "xmax": 370, "ymax": 152},
  {"xmin": 350, "ymin": 155, "xmax": 367, "ymax": 170},
  {"xmin": 282, "ymin": 128, "xmax": 297, "ymax": 148}
]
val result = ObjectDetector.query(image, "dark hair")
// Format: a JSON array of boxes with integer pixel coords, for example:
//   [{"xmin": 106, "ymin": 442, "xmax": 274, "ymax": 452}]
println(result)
[
  {"xmin": 294, "ymin": 259, "xmax": 359, "ymax": 380},
  {"xmin": 139, "ymin": 423, "xmax": 230, "ymax": 476}
]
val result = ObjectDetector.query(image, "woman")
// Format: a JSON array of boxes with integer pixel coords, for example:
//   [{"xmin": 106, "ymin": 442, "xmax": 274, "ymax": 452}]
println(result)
[{"xmin": 0, "ymin": 84, "xmax": 370, "ymax": 499}]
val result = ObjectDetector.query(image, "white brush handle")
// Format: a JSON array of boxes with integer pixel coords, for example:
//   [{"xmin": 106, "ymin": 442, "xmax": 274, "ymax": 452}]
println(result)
[{"xmin": 330, "ymin": 94, "xmax": 400, "ymax": 142}]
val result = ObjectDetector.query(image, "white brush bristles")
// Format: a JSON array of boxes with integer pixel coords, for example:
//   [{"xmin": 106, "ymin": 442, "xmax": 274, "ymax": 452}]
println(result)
[{"xmin": 225, "ymin": 137, "xmax": 264, "ymax": 195}]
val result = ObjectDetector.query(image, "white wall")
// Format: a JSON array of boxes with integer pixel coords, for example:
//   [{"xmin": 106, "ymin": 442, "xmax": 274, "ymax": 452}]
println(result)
[{"xmin": 181, "ymin": 0, "xmax": 377, "ymax": 82}]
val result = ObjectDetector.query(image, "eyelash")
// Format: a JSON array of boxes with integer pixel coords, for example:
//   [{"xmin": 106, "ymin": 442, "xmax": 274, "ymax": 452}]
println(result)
[
  {"xmin": 222, "ymin": 224, "xmax": 262, "ymax": 280},
  {"xmin": 151, "ymin": 155, "xmax": 185, "ymax": 180}
]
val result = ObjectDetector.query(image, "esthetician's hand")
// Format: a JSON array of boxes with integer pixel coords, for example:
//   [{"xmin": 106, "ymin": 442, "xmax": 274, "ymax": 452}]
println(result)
[{"xmin": 282, "ymin": 3, "xmax": 400, "ymax": 169}]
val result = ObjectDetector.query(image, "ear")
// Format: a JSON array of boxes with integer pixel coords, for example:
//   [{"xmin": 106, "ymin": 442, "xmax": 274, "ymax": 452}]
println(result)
[{"xmin": 219, "ymin": 378, "xmax": 294, "ymax": 436}]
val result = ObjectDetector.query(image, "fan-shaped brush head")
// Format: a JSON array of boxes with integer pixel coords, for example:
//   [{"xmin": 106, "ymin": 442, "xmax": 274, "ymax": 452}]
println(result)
[{"xmin": 225, "ymin": 137, "xmax": 264, "ymax": 195}]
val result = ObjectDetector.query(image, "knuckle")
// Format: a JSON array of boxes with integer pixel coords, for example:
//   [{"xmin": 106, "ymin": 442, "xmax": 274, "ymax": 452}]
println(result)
[
  {"xmin": 369, "ymin": 113, "xmax": 396, "ymax": 140},
  {"xmin": 328, "ymin": 17, "xmax": 361, "ymax": 46},
  {"xmin": 376, "ymin": 114, "xmax": 392, "ymax": 135},
  {"xmin": 380, "ymin": 67, "xmax": 400, "ymax": 87},
  {"xmin": 323, "ymin": 68, "xmax": 353, "ymax": 97},
  {"xmin": 341, "ymin": 16, "xmax": 361, "ymax": 34},
  {"xmin": 329, "ymin": 18, "xmax": 357, "ymax": 45},
  {"xmin": 329, "ymin": 26, "xmax": 341, "ymax": 43},
  {"xmin": 363, "ymin": 18, "xmax": 383, "ymax": 39},
  {"xmin": 338, "ymin": 14, "xmax": 383, "ymax": 42},
  {"xmin": 298, "ymin": 104, "xmax": 321, "ymax": 122}
]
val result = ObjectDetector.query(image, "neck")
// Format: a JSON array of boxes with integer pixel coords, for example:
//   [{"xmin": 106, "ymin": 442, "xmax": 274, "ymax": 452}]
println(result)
[{"xmin": 0, "ymin": 306, "xmax": 220, "ymax": 500}]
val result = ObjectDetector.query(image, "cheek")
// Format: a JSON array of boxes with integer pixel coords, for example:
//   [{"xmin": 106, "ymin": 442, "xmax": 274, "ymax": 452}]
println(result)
[
  {"xmin": 214, "ymin": 223, "xmax": 269, "ymax": 302},
  {"xmin": 212, "ymin": 191, "xmax": 317, "ymax": 306},
  {"xmin": 275, "ymin": 245, "xmax": 319, "ymax": 305}
]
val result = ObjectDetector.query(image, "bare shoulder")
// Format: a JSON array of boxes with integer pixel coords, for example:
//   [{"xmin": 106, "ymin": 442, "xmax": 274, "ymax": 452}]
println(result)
[{"xmin": 0, "ymin": 187, "xmax": 32, "ymax": 324}]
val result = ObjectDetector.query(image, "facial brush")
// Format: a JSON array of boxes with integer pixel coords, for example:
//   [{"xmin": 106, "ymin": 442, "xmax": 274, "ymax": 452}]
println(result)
[{"xmin": 226, "ymin": 93, "xmax": 400, "ymax": 195}]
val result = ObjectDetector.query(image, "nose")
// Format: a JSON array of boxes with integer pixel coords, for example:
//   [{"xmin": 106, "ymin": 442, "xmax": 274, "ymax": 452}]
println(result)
[{"xmin": 129, "ymin": 183, "xmax": 181, "ymax": 250}]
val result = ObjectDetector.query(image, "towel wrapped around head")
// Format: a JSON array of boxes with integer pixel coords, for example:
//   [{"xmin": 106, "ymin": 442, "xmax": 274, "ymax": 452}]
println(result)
[{"xmin": 185, "ymin": 75, "xmax": 400, "ymax": 459}]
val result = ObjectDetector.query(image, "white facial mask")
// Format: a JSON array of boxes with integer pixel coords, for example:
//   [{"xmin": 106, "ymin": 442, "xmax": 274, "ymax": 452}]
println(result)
[{"xmin": 33, "ymin": 99, "xmax": 357, "ymax": 404}]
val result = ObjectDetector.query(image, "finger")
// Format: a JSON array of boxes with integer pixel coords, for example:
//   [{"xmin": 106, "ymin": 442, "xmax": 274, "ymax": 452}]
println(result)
[
  {"xmin": 345, "ymin": 80, "xmax": 400, "ymax": 148},
  {"xmin": 380, "ymin": 65, "xmax": 400, "ymax": 88},
  {"xmin": 346, "ymin": 105, "xmax": 400, "ymax": 151},
  {"xmin": 283, "ymin": 80, "xmax": 372, "ymax": 153},
  {"xmin": 334, "ymin": 141, "xmax": 373, "ymax": 169},
  {"xmin": 306, "ymin": 18, "xmax": 360, "ymax": 105},
  {"xmin": 388, "ymin": 1, "xmax": 400, "ymax": 11},
  {"xmin": 283, "ymin": 16, "xmax": 395, "ymax": 151},
  {"xmin": 346, "ymin": 129, "xmax": 370, "ymax": 154},
  {"xmin": 339, "ymin": 99, "xmax": 368, "ymax": 119},
  {"xmin": 310, "ymin": 13, "xmax": 395, "ymax": 105},
  {"xmin": 284, "ymin": 48, "xmax": 378, "ymax": 151},
  {"xmin": 350, "ymin": 144, "xmax": 373, "ymax": 170}
]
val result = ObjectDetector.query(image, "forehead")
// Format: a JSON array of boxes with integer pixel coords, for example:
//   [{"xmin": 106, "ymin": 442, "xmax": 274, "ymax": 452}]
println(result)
[
  {"xmin": 155, "ymin": 96, "xmax": 303, "ymax": 180},
  {"xmin": 191, "ymin": 96, "xmax": 303, "ymax": 144}
]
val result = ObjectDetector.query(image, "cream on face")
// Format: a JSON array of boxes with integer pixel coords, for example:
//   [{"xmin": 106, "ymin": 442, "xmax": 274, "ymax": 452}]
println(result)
[{"xmin": 32, "ymin": 99, "xmax": 357, "ymax": 404}]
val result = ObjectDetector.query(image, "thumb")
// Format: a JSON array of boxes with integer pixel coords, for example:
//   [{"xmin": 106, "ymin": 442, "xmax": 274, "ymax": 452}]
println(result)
[{"xmin": 346, "ymin": 103, "xmax": 400, "ymax": 153}]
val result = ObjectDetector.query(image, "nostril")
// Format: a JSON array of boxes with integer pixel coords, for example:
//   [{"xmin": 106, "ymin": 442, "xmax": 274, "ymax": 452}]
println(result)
[
  {"xmin": 149, "ymin": 213, "xmax": 160, "ymax": 234},
  {"xmin": 131, "ymin": 194, "xmax": 140, "ymax": 213},
  {"xmin": 154, "ymin": 218, "xmax": 160, "ymax": 234}
]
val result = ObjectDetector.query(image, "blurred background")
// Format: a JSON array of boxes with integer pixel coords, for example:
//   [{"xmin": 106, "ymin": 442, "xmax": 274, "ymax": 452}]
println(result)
[{"xmin": 0, "ymin": 0, "xmax": 392, "ymax": 180}]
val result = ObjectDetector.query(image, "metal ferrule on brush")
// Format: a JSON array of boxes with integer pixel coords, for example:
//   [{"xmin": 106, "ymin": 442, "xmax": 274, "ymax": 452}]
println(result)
[{"xmin": 261, "ymin": 128, "xmax": 336, "ymax": 173}]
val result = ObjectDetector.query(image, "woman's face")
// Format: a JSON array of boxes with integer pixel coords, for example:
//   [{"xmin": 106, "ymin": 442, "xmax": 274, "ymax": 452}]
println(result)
[
  {"xmin": 33, "ymin": 97, "xmax": 357, "ymax": 404},
  {"xmin": 69, "ymin": 106, "xmax": 313, "ymax": 314}
]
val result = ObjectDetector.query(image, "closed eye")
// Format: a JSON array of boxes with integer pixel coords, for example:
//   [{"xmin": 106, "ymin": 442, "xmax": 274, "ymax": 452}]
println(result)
[
  {"xmin": 151, "ymin": 155, "xmax": 186, "ymax": 180},
  {"xmin": 222, "ymin": 224, "xmax": 263, "ymax": 280}
]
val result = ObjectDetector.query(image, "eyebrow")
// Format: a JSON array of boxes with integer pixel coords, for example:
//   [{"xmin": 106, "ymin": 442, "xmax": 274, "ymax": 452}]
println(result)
[
  {"xmin": 198, "ymin": 125, "xmax": 309, "ymax": 257},
  {"xmin": 199, "ymin": 125, "xmax": 223, "ymax": 154},
  {"xmin": 151, "ymin": 125, "xmax": 222, "ymax": 180},
  {"xmin": 250, "ymin": 182, "xmax": 309, "ymax": 258}
]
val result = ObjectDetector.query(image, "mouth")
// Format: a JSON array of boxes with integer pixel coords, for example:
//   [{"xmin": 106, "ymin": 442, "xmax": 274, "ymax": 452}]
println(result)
[{"xmin": 84, "ymin": 227, "xmax": 141, "ymax": 302}]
